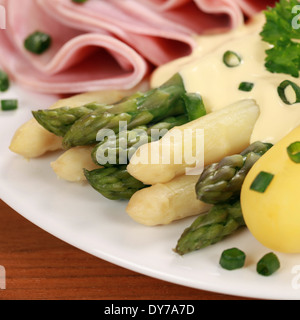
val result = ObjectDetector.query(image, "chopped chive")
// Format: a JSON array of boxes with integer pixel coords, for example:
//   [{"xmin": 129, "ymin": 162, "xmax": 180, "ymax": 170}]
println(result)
[
  {"xmin": 0, "ymin": 70, "xmax": 9, "ymax": 92},
  {"xmin": 257, "ymin": 253, "xmax": 280, "ymax": 276},
  {"xmin": 287, "ymin": 141, "xmax": 300, "ymax": 163},
  {"xmin": 223, "ymin": 51, "xmax": 242, "ymax": 68},
  {"xmin": 24, "ymin": 31, "xmax": 52, "ymax": 55},
  {"xmin": 277, "ymin": 80, "xmax": 300, "ymax": 105},
  {"xmin": 219, "ymin": 248, "xmax": 246, "ymax": 271},
  {"xmin": 181, "ymin": 92, "xmax": 206, "ymax": 121},
  {"xmin": 250, "ymin": 171, "xmax": 274, "ymax": 193},
  {"xmin": 1, "ymin": 99, "xmax": 18, "ymax": 111},
  {"xmin": 239, "ymin": 82, "xmax": 254, "ymax": 92}
]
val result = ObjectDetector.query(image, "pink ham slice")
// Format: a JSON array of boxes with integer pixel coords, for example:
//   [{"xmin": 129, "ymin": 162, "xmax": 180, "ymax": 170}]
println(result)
[
  {"xmin": 0, "ymin": 0, "xmax": 277, "ymax": 94},
  {"xmin": 139, "ymin": 0, "xmax": 191, "ymax": 11},
  {"xmin": 234, "ymin": 0, "xmax": 277, "ymax": 16},
  {"xmin": 140, "ymin": 0, "xmax": 275, "ymax": 14},
  {"xmin": 0, "ymin": 0, "xmax": 148, "ymax": 94}
]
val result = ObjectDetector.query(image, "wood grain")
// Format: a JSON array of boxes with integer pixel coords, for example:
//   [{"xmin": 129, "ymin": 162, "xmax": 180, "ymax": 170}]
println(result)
[{"xmin": 0, "ymin": 200, "xmax": 252, "ymax": 300}]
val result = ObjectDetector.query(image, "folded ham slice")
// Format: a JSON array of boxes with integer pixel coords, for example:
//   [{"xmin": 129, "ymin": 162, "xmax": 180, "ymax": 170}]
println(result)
[
  {"xmin": 234, "ymin": 0, "xmax": 277, "ymax": 16},
  {"xmin": 0, "ymin": 0, "xmax": 148, "ymax": 94},
  {"xmin": 0, "ymin": 0, "xmax": 276, "ymax": 94}
]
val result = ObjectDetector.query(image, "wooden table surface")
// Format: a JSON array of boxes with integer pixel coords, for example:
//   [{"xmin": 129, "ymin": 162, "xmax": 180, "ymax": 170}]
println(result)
[{"xmin": 0, "ymin": 199, "xmax": 253, "ymax": 300}]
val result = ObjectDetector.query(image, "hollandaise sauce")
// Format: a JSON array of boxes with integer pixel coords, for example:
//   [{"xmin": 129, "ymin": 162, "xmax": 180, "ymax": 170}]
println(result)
[{"xmin": 151, "ymin": 14, "xmax": 300, "ymax": 144}]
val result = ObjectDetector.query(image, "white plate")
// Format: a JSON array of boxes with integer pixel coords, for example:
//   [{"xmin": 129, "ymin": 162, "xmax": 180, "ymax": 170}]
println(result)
[{"xmin": 1, "ymin": 84, "xmax": 300, "ymax": 300}]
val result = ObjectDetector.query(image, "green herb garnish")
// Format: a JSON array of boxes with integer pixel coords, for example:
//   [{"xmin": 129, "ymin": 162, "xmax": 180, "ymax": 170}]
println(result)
[
  {"xmin": 260, "ymin": 0, "xmax": 300, "ymax": 78},
  {"xmin": 239, "ymin": 82, "xmax": 254, "ymax": 92},
  {"xmin": 287, "ymin": 141, "xmax": 300, "ymax": 163},
  {"xmin": 219, "ymin": 248, "xmax": 246, "ymax": 271},
  {"xmin": 0, "ymin": 70, "xmax": 9, "ymax": 92},
  {"xmin": 223, "ymin": 51, "xmax": 242, "ymax": 68},
  {"xmin": 278, "ymin": 80, "xmax": 300, "ymax": 105},
  {"xmin": 1, "ymin": 99, "xmax": 18, "ymax": 111},
  {"xmin": 257, "ymin": 253, "xmax": 280, "ymax": 276},
  {"xmin": 24, "ymin": 31, "xmax": 52, "ymax": 55},
  {"xmin": 250, "ymin": 171, "xmax": 274, "ymax": 193}
]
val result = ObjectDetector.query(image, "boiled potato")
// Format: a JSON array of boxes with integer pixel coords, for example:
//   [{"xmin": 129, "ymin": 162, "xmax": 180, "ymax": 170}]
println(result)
[{"xmin": 241, "ymin": 126, "xmax": 300, "ymax": 253}]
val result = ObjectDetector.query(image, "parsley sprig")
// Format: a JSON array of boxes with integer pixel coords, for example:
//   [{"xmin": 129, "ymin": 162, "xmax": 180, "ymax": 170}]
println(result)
[{"xmin": 260, "ymin": 0, "xmax": 300, "ymax": 78}]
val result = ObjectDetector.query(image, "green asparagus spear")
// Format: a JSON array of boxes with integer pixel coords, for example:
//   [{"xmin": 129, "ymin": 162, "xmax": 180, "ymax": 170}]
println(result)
[
  {"xmin": 62, "ymin": 73, "xmax": 186, "ymax": 149},
  {"xmin": 32, "ymin": 103, "xmax": 106, "ymax": 137},
  {"xmin": 91, "ymin": 114, "xmax": 188, "ymax": 166},
  {"xmin": 181, "ymin": 92, "xmax": 206, "ymax": 121},
  {"xmin": 195, "ymin": 141, "xmax": 273, "ymax": 205},
  {"xmin": 175, "ymin": 200, "xmax": 245, "ymax": 255},
  {"xmin": 84, "ymin": 166, "xmax": 148, "ymax": 200},
  {"xmin": 32, "ymin": 92, "xmax": 145, "ymax": 137}
]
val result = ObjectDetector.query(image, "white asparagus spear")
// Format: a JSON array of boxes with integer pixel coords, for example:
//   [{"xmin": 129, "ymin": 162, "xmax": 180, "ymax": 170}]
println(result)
[
  {"xmin": 9, "ymin": 118, "xmax": 63, "ymax": 159},
  {"xmin": 127, "ymin": 99, "xmax": 260, "ymax": 185},
  {"xmin": 51, "ymin": 146, "xmax": 100, "ymax": 182},
  {"xmin": 126, "ymin": 175, "xmax": 212, "ymax": 226}
]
